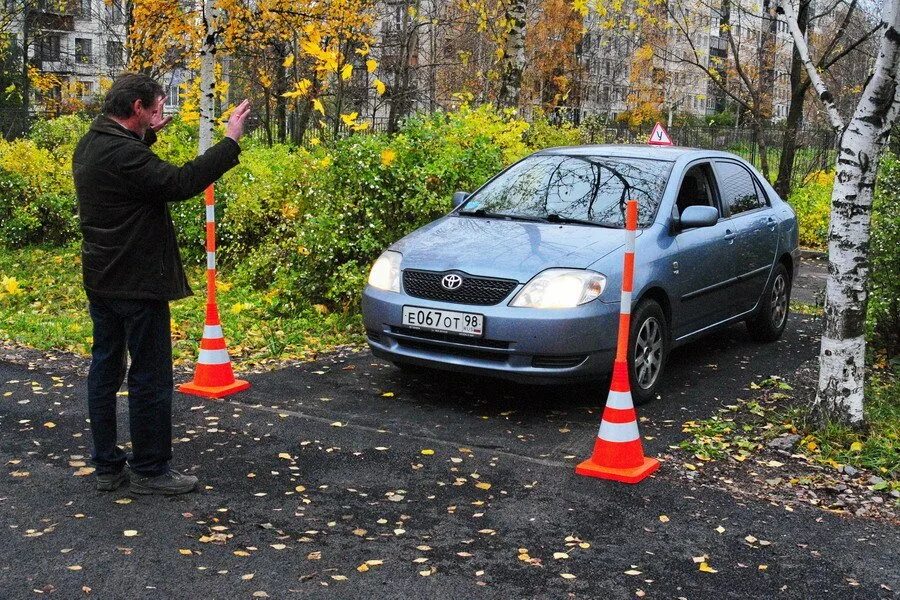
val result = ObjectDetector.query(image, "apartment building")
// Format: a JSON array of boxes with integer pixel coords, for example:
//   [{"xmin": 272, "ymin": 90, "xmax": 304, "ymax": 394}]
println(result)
[{"xmin": 4, "ymin": 0, "xmax": 128, "ymax": 112}]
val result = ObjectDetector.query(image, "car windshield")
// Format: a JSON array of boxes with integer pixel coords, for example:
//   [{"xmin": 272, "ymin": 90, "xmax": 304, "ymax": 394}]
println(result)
[{"xmin": 459, "ymin": 155, "xmax": 673, "ymax": 228}]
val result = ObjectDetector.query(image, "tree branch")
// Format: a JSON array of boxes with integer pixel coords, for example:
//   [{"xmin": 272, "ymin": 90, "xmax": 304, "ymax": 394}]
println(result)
[{"xmin": 779, "ymin": 0, "xmax": 845, "ymax": 131}]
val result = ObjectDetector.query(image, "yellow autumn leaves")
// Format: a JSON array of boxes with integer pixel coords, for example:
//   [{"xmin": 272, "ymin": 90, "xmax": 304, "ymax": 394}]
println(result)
[{"xmin": 0, "ymin": 275, "xmax": 23, "ymax": 298}]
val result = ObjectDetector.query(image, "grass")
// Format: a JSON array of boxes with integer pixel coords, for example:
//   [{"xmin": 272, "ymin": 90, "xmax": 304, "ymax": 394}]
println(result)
[
  {"xmin": 681, "ymin": 373, "xmax": 899, "ymax": 483},
  {"xmin": 801, "ymin": 370, "xmax": 900, "ymax": 480},
  {"xmin": 0, "ymin": 245, "xmax": 364, "ymax": 367}
]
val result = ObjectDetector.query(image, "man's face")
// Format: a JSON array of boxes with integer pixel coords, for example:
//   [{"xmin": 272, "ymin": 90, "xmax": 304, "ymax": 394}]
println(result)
[{"xmin": 134, "ymin": 95, "xmax": 164, "ymax": 133}]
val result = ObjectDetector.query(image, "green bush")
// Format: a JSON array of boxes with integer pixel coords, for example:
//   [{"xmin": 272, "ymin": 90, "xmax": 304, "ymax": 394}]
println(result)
[
  {"xmin": 870, "ymin": 154, "xmax": 900, "ymax": 358},
  {"xmin": 787, "ymin": 170, "xmax": 832, "ymax": 248}
]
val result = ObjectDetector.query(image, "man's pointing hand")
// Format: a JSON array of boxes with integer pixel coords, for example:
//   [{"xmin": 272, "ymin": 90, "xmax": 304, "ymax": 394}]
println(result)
[{"xmin": 225, "ymin": 100, "xmax": 251, "ymax": 143}]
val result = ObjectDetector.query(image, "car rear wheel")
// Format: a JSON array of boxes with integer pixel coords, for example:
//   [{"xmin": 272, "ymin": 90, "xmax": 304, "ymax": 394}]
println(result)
[
  {"xmin": 746, "ymin": 262, "xmax": 791, "ymax": 342},
  {"xmin": 628, "ymin": 299, "xmax": 669, "ymax": 405}
]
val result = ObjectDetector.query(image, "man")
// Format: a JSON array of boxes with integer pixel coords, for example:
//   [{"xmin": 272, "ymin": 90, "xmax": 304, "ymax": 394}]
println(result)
[{"xmin": 73, "ymin": 73, "xmax": 251, "ymax": 495}]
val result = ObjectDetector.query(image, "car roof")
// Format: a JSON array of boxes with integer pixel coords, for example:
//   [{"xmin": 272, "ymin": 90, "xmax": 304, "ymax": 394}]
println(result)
[{"xmin": 535, "ymin": 144, "xmax": 740, "ymax": 162}]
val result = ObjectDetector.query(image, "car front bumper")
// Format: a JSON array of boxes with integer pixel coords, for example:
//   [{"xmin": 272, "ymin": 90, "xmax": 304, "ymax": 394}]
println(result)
[{"xmin": 362, "ymin": 285, "xmax": 619, "ymax": 384}]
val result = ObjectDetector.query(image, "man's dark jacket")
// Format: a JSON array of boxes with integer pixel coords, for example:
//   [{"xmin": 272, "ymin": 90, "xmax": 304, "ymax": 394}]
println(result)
[{"xmin": 73, "ymin": 116, "xmax": 240, "ymax": 301}]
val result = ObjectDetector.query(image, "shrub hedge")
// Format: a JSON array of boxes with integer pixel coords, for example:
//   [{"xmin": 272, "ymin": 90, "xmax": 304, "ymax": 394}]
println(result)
[{"xmin": 0, "ymin": 106, "xmax": 895, "ymax": 354}]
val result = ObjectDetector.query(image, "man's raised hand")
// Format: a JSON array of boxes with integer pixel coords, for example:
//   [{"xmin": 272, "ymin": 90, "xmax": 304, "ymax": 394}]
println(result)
[{"xmin": 225, "ymin": 100, "xmax": 251, "ymax": 143}]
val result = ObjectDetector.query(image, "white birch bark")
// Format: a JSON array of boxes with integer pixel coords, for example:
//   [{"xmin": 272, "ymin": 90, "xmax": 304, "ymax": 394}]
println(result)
[
  {"xmin": 782, "ymin": 0, "xmax": 900, "ymax": 426},
  {"xmin": 780, "ymin": 0, "xmax": 844, "ymax": 132},
  {"xmin": 198, "ymin": 0, "xmax": 217, "ymax": 154},
  {"xmin": 497, "ymin": 0, "xmax": 526, "ymax": 110}
]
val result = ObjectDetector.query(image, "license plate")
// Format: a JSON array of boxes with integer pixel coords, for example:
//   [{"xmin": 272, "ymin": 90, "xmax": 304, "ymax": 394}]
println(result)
[{"xmin": 402, "ymin": 306, "xmax": 484, "ymax": 337}]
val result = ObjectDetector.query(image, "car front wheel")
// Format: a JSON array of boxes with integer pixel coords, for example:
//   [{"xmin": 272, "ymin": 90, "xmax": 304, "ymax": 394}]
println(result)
[{"xmin": 627, "ymin": 299, "xmax": 669, "ymax": 405}]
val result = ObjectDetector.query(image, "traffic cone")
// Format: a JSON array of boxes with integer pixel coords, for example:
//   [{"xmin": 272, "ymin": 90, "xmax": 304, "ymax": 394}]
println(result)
[
  {"xmin": 179, "ymin": 303, "xmax": 250, "ymax": 399},
  {"xmin": 575, "ymin": 198, "xmax": 659, "ymax": 484},
  {"xmin": 575, "ymin": 360, "xmax": 659, "ymax": 483},
  {"xmin": 179, "ymin": 184, "xmax": 250, "ymax": 400}
]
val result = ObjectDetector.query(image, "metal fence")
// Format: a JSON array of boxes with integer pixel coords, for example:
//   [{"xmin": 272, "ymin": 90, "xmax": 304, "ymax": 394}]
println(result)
[{"xmin": 582, "ymin": 124, "xmax": 838, "ymax": 188}]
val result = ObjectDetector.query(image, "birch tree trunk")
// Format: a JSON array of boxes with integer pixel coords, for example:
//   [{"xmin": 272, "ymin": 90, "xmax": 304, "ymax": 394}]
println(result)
[
  {"xmin": 198, "ymin": 0, "xmax": 217, "ymax": 154},
  {"xmin": 783, "ymin": 0, "xmax": 900, "ymax": 426},
  {"xmin": 497, "ymin": 0, "xmax": 526, "ymax": 110}
]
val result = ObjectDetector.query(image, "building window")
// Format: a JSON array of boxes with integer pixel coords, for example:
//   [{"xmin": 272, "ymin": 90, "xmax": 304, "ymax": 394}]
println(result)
[
  {"xmin": 78, "ymin": 80, "xmax": 94, "ymax": 98},
  {"xmin": 106, "ymin": 0, "xmax": 125, "ymax": 24},
  {"xmin": 165, "ymin": 81, "xmax": 181, "ymax": 108},
  {"xmin": 37, "ymin": 34, "xmax": 61, "ymax": 62},
  {"xmin": 75, "ymin": 38, "xmax": 93, "ymax": 63},
  {"xmin": 106, "ymin": 40, "xmax": 124, "ymax": 67},
  {"xmin": 73, "ymin": 0, "xmax": 91, "ymax": 20}
]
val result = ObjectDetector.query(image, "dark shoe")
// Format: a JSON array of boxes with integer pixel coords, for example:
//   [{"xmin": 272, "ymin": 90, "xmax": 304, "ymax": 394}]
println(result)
[
  {"xmin": 96, "ymin": 470, "xmax": 128, "ymax": 492},
  {"xmin": 129, "ymin": 468, "xmax": 198, "ymax": 496}
]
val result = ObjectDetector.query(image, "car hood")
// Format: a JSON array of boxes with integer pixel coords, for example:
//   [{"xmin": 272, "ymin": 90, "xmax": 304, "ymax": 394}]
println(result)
[{"xmin": 392, "ymin": 215, "xmax": 635, "ymax": 282}]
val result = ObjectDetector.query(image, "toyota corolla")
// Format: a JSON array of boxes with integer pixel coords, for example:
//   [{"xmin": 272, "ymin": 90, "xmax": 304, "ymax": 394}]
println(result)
[{"xmin": 361, "ymin": 145, "xmax": 800, "ymax": 402}]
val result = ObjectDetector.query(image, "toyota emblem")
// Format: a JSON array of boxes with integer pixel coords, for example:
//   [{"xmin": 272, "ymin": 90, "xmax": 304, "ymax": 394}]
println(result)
[{"xmin": 441, "ymin": 274, "xmax": 463, "ymax": 290}]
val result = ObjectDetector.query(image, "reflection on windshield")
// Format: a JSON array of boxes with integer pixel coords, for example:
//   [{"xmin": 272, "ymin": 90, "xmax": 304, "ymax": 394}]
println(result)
[{"xmin": 459, "ymin": 155, "xmax": 673, "ymax": 228}]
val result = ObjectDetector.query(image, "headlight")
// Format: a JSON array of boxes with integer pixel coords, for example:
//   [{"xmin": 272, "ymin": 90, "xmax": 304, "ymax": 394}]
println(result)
[
  {"xmin": 510, "ymin": 269, "xmax": 606, "ymax": 308},
  {"xmin": 368, "ymin": 250, "xmax": 402, "ymax": 292}
]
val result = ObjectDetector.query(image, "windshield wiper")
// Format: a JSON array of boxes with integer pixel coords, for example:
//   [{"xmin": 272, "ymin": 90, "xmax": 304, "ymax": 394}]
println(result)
[
  {"xmin": 459, "ymin": 208, "xmax": 547, "ymax": 223},
  {"xmin": 545, "ymin": 213, "xmax": 619, "ymax": 228}
]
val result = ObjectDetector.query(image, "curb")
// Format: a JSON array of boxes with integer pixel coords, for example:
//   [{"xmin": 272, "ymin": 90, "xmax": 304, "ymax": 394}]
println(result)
[{"xmin": 800, "ymin": 248, "xmax": 827, "ymax": 260}]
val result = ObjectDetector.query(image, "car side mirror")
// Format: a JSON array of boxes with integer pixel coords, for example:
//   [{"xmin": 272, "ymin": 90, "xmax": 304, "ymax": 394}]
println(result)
[
  {"xmin": 679, "ymin": 205, "xmax": 719, "ymax": 229},
  {"xmin": 452, "ymin": 191, "xmax": 469, "ymax": 209}
]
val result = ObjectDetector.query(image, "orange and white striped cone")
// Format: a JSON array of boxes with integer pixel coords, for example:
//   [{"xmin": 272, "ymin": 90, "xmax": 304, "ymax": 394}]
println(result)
[
  {"xmin": 179, "ymin": 185, "xmax": 250, "ymax": 400},
  {"xmin": 575, "ymin": 199, "xmax": 659, "ymax": 483}
]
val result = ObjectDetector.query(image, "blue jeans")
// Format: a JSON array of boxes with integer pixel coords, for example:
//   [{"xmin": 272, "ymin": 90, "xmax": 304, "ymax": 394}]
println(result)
[{"xmin": 87, "ymin": 296, "xmax": 173, "ymax": 477}]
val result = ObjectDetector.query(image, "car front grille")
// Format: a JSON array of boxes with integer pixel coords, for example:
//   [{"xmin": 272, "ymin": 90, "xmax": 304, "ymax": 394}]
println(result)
[{"xmin": 402, "ymin": 269, "xmax": 518, "ymax": 306}]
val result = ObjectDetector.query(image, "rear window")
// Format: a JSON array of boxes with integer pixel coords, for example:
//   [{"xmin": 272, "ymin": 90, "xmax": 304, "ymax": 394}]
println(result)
[{"xmin": 461, "ymin": 155, "xmax": 673, "ymax": 228}]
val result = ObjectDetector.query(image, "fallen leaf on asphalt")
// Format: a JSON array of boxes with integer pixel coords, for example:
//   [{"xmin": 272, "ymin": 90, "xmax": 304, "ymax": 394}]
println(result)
[
  {"xmin": 698, "ymin": 562, "xmax": 718, "ymax": 573},
  {"xmin": 352, "ymin": 528, "xmax": 367, "ymax": 537},
  {"xmin": 307, "ymin": 551, "xmax": 321, "ymax": 560},
  {"xmin": 683, "ymin": 463, "xmax": 697, "ymax": 471},
  {"xmin": 416, "ymin": 545, "xmax": 431, "ymax": 551},
  {"xmin": 44, "ymin": 422, "xmax": 56, "ymax": 428},
  {"xmin": 766, "ymin": 460, "xmax": 784, "ymax": 468},
  {"xmin": 252, "ymin": 593, "xmax": 268, "ymax": 598},
  {"xmin": 277, "ymin": 453, "xmax": 292, "ymax": 460},
  {"xmin": 123, "ymin": 530, "xmax": 138, "ymax": 537},
  {"xmin": 759, "ymin": 565, "xmax": 768, "ymax": 571},
  {"xmin": 357, "ymin": 564, "xmax": 369, "ymax": 572},
  {"xmin": 270, "ymin": 544, "xmax": 286, "ymax": 550},
  {"xmin": 624, "ymin": 569, "xmax": 642, "ymax": 576},
  {"xmin": 692, "ymin": 555, "xmax": 708, "ymax": 563},
  {"xmin": 73, "ymin": 467, "xmax": 95, "ymax": 477},
  {"xmin": 178, "ymin": 549, "xmax": 193, "ymax": 556},
  {"xmin": 412, "ymin": 557, "xmax": 429, "ymax": 563},
  {"xmin": 745, "ymin": 535, "xmax": 758, "ymax": 544},
  {"xmin": 67, "ymin": 565, "xmax": 82, "ymax": 571},
  {"xmin": 294, "ymin": 485, "xmax": 306, "ymax": 493},
  {"xmin": 330, "ymin": 421, "xmax": 344, "ymax": 427},
  {"xmin": 420, "ymin": 449, "xmax": 434, "ymax": 456},
  {"xmin": 553, "ymin": 552, "xmax": 569, "ymax": 559},
  {"xmin": 457, "ymin": 552, "xmax": 473, "ymax": 557},
  {"xmin": 381, "ymin": 392, "xmax": 395, "ymax": 397},
  {"xmin": 659, "ymin": 515, "xmax": 669, "ymax": 523},
  {"xmin": 114, "ymin": 498, "xmax": 132, "ymax": 505},
  {"xmin": 234, "ymin": 550, "xmax": 250, "ymax": 557},
  {"xmin": 331, "ymin": 575, "xmax": 347, "ymax": 581},
  {"xmin": 715, "ymin": 526, "xmax": 726, "ymax": 534},
  {"xmin": 365, "ymin": 560, "xmax": 384, "ymax": 566},
  {"xmin": 10, "ymin": 470, "xmax": 30, "ymax": 477},
  {"xmin": 560, "ymin": 573, "xmax": 577, "ymax": 579},
  {"xmin": 241, "ymin": 573, "xmax": 254, "ymax": 580},
  {"xmin": 475, "ymin": 482, "xmax": 491, "ymax": 490}
]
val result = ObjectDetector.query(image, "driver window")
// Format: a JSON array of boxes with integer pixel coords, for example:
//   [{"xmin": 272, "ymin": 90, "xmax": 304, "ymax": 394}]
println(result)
[{"xmin": 676, "ymin": 164, "xmax": 716, "ymax": 216}]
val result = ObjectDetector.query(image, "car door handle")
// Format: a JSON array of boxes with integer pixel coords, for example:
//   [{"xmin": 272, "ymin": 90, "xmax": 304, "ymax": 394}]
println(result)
[{"xmin": 724, "ymin": 230, "xmax": 736, "ymax": 243}]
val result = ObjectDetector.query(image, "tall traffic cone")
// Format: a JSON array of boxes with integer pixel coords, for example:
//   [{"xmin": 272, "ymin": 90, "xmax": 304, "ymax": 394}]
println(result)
[
  {"xmin": 179, "ymin": 184, "xmax": 250, "ymax": 400},
  {"xmin": 575, "ymin": 199, "xmax": 659, "ymax": 483}
]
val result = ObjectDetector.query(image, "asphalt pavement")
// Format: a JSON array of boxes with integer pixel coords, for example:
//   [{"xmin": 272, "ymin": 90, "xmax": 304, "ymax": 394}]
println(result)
[{"xmin": 1, "ymin": 257, "xmax": 898, "ymax": 599}]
